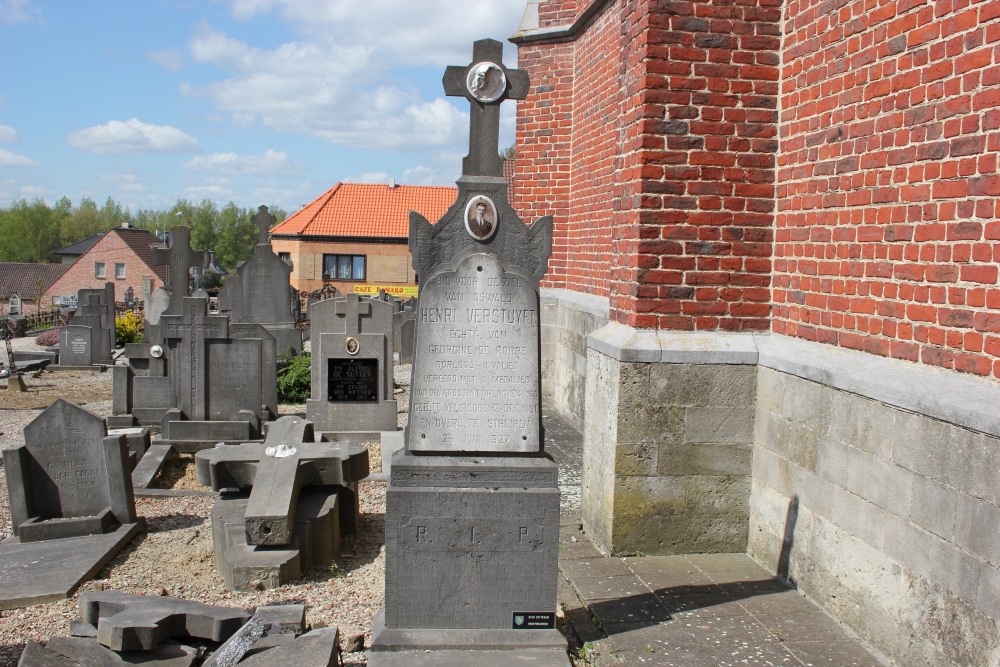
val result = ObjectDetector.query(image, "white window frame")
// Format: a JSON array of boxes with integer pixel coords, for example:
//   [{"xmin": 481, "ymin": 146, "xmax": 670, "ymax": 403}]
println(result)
[
  {"xmin": 9, "ymin": 294, "xmax": 21, "ymax": 315},
  {"xmin": 95, "ymin": 262, "xmax": 106, "ymax": 278},
  {"xmin": 115, "ymin": 262, "xmax": 126, "ymax": 279}
]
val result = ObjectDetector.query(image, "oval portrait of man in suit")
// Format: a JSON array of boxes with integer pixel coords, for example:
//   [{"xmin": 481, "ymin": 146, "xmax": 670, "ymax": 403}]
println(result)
[{"xmin": 464, "ymin": 195, "xmax": 498, "ymax": 242}]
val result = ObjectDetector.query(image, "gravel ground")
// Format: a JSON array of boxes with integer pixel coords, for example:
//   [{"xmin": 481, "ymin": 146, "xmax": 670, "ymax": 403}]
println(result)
[{"xmin": 0, "ymin": 335, "xmax": 414, "ymax": 666}]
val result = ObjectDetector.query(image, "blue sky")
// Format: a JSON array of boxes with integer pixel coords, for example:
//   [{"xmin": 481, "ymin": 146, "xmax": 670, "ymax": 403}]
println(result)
[{"xmin": 0, "ymin": 0, "xmax": 527, "ymax": 213}]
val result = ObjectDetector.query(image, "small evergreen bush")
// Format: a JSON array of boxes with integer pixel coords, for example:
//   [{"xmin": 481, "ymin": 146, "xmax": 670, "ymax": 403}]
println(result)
[
  {"xmin": 115, "ymin": 311, "xmax": 144, "ymax": 346},
  {"xmin": 277, "ymin": 351, "xmax": 311, "ymax": 403}
]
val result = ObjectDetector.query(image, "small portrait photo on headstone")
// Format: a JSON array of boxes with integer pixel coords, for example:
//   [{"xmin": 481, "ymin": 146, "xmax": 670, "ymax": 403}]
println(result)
[
  {"xmin": 465, "ymin": 195, "xmax": 498, "ymax": 242},
  {"xmin": 345, "ymin": 336, "xmax": 360, "ymax": 355}
]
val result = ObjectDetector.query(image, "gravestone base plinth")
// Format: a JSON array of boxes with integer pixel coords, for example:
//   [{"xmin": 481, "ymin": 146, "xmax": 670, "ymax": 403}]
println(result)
[
  {"xmin": 306, "ymin": 398, "xmax": 398, "ymax": 433},
  {"xmin": 155, "ymin": 411, "xmax": 261, "ymax": 453},
  {"xmin": 371, "ymin": 452, "xmax": 566, "ymax": 663},
  {"xmin": 211, "ymin": 488, "xmax": 342, "ymax": 591}
]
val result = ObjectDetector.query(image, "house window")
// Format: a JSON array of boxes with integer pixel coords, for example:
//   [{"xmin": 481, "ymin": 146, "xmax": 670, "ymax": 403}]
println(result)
[
  {"xmin": 9, "ymin": 294, "xmax": 21, "ymax": 315},
  {"xmin": 95, "ymin": 262, "xmax": 106, "ymax": 278},
  {"xmin": 322, "ymin": 254, "xmax": 365, "ymax": 281},
  {"xmin": 115, "ymin": 263, "xmax": 126, "ymax": 279}
]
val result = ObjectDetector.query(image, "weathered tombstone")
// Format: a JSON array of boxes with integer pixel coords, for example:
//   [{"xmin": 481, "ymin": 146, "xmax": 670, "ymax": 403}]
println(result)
[
  {"xmin": 151, "ymin": 226, "xmax": 211, "ymax": 316},
  {"xmin": 0, "ymin": 400, "xmax": 142, "ymax": 609},
  {"xmin": 393, "ymin": 301, "xmax": 416, "ymax": 365},
  {"xmin": 60, "ymin": 283, "xmax": 115, "ymax": 366},
  {"xmin": 195, "ymin": 415, "xmax": 369, "ymax": 590},
  {"xmin": 218, "ymin": 205, "xmax": 303, "ymax": 355},
  {"xmin": 306, "ymin": 294, "xmax": 397, "ymax": 433},
  {"xmin": 369, "ymin": 39, "xmax": 567, "ymax": 666}
]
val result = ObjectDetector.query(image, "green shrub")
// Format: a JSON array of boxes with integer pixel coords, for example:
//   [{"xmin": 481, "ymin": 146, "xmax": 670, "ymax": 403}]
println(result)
[
  {"xmin": 115, "ymin": 311, "xmax": 144, "ymax": 346},
  {"xmin": 277, "ymin": 351, "xmax": 311, "ymax": 403}
]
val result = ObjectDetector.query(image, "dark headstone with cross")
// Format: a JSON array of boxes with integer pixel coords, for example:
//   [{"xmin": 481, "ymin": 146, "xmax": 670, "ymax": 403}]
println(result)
[
  {"xmin": 61, "ymin": 283, "xmax": 115, "ymax": 366},
  {"xmin": 306, "ymin": 294, "xmax": 396, "ymax": 432},
  {"xmin": 370, "ymin": 40, "xmax": 565, "ymax": 665},
  {"xmin": 217, "ymin": 205, "xmax": 302, "ymax": 354},
  {"xmin": 151, "ymin": 226, "xmax": 211, "ymax": 317},
  {"xmin": 160, "ymin": 298, "xmax": 230, "ymax": 422}
]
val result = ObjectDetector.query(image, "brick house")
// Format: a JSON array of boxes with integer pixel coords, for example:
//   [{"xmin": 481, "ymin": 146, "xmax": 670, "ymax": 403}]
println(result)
[
  {"xmin": 43, "ymin": 225, "xmax": 167, "ymax": 306},
  {"xmin": 512, "ymin": 1, "xmax": 1000, "ymax": 663},
  {"xmin": 269, "ymin": 182, "xmax": 456, "ymax": 297},
  {"xmin": 0, "ymin": 263, "xmax": 69, "ymax": 316}
]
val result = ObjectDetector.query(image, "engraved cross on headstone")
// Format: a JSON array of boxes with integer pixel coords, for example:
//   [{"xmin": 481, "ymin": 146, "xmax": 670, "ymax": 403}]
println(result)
[
  {"xmin": 252, "ymin": 205, "xmax": 276, "ymax": 245},
  {"xmin": 443, "ymin": 38, "xmax": 529, "ymax": 178},
  {"xmin": 334, "ymin": 295, "xmax": 371, "ymax": 336},
  {"xmin": 152, "ymin": 226, "xmax": 211, "ymax": 316},
  {"xmin": 161, "ymin": 299, "xmax": 228, "ymax": 421}
]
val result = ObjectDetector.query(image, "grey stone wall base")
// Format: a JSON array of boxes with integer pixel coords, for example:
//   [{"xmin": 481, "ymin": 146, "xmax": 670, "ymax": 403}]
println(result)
[
  {"xmin": 588, "ymin": 323, "xmax": 758, "ymax": 365},
  {"xmin": 0, "ymin": 522, "xmax": 142, "ymax": 610},
  {"xmin": 306, "ymin": 399, "xmax": 398, "ymax": 432}
]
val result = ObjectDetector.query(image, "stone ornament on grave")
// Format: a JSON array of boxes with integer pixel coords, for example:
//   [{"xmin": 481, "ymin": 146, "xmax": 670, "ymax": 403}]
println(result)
[{"xmin": 151, "ymin": 225, "xmax": 211, "ymax": 316}]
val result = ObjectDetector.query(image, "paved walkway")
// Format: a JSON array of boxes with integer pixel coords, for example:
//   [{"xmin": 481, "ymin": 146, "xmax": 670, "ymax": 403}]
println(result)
[{"xmin": 542, "ymin": 411, "xmax": 886, "ymax": 667}]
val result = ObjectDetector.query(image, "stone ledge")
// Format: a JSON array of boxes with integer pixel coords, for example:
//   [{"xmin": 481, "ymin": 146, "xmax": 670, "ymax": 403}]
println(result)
[
  {"xmin": 754, "ymin": 333, "xmax": 1000, "ymax": 439},
  {"xmin": 587, "ymin": 323, "xmax": 759, "ymax": 364},
  {"xmin": 540, "ymin": 288, "xmax": 609, "ymax": 321}
]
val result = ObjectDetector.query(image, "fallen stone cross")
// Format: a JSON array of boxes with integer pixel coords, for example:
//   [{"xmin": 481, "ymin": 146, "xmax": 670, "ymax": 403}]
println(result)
[
  {"xmin": 195, "ymin": 416, "xmax": 368, "ymax": 545},
  {"xmin": 80, "ymin": 590, "xmax": 250, "ymax": 651}
]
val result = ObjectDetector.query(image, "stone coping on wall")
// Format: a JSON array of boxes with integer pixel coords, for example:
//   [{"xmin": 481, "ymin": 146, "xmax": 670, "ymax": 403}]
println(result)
[
  {"xmin": 579, "ymin": 319, "xmax": 1000, "ymax": 438},
  {"xmin": 540, "ymin": 287, "xmax": 609, "ymax": 320}
]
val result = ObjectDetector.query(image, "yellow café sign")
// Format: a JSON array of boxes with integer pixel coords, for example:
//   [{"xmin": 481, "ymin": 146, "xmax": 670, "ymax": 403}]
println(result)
[{"xmin": 353, "ymin": 284, "xmax": 419, "ymax": 297}]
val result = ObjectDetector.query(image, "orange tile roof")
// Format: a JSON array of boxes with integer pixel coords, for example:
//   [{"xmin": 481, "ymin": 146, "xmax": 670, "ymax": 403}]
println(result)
[{"xmin": 270, "ymin": 183, "xmax": 457, "ymax": 239}]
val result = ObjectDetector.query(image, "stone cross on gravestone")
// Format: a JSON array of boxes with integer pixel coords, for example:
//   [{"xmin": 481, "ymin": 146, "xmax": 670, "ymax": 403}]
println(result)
[
  {"xmin": 195, "ymin": 416, "xmax": 367, "ymax": 546},
  {"xmin": 334, "ymin": 294, "xmax": 371, "ymax": 337},
  {"xmin": 252, "ymin": 205, "xmax": 276, "ymax": 245},
  {"xmin": 161, "ymin": 299, "xmax": 228, "ymax": 421},
  {"xmin": 152, "ymin": 226, "xmax": 211, "ymax": 316},
  {"xmin": 443, "ymin": 38, "xmax": 529, "ymax": 178}
]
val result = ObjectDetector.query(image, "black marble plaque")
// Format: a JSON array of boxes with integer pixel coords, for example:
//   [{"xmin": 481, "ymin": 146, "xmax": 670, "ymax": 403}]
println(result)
[{"xmin": 327, "ymin": 358, "xmax": 378, "ymax": 402}]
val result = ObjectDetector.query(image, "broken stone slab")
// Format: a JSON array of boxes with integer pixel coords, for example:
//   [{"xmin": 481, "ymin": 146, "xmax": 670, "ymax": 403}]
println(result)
[
  {"xmin": 131, "ymin": 444, "xmax": 176, "ymax": 489},
  {"xmin": 19, "ymin": 637, "xmax": 198, "ymax": 666},
  {"xmin": 80, "ymin": 591, "xmax": 250, "ymax": 651},
  {"xmin": 236, "ymin": 627, "xmax": 342, "ymax": 667},
  {"xmin": 211, "ymin": 489, "xmax": 340, "ymax": 591},
  {"xmin": 256, "ymin": 604, "xmax": 306, "ymax": 635},
  {"xmin": 0, "ymin": 523, "xmax": 142, "ymax": 610},
  {"xmin": 196, "ymin": 416, "xmax": 367, "ymax": 546},
  {"xmin": 201, "ymin": 614, "xmax": 264, "ymax": 667}
]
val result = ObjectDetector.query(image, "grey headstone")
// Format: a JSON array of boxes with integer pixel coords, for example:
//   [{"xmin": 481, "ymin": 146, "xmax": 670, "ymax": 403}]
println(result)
[
  {"xmin": 160, "ymin": 297, "xmax": 229, "ymax": 422},
  {"xmin": 81, "ymin": 590, "xmax": 250, "ymax": 651},
  {"xmin": 4, "ymin": 399, "xmax": 137, "ymax": 540},
  {"xmin": 307, "ymin": 295, "xmax": 397, "ymax": 432},
  {"xmin": 151, "ymin": 226, "xmax": 211, "ymax": 317},
  {"xmin": 68, "ymin": 284, "xmax": 115, "ymax": 364},
  {"xmin": 230, "ymin": 323, "xmax": 279, "ymax": 421},
  {"xmin": 255, "ymin": 604, "xmax": 306, "ymax": 635},
  {"xmin": 58, "ymin": 325, "xmax": 94, "ymax": 367},
  {"xmin": 112, "ymin": 365, "xmax": 134, "ymax": 416},
  {"xmin": 20, "ymin": 636, "xmax": 198, "ymax": 666}
]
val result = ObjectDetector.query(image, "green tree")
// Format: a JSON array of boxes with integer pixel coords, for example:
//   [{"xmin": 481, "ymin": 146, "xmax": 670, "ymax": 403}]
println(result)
[
  {"xmin": 214, "ymin": 202, "xmax": 257, "ymax": 271},
  {"xmin": 0, "ymin": 199, "xmax": 60, "ymax": 262},
  {"xmin": 100, "ymin": 196, "xmax": 129, "ymax": 228},
  {"xmin": 60, "ymin": 196, "xmax": 105, "ymax": 246},
  {"xmin": 188, "ymin": 199, "xmax": 219, "ymax": 253}
]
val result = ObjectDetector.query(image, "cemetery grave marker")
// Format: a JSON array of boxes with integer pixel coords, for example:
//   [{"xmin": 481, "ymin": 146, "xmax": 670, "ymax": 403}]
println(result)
[
  {"xmin": 151, "ymin": 226, "xmax": 211, "ymax": 316},
  {"xmin": 370, "ymin": 39, "xmax": 565, "ymax": 667}
]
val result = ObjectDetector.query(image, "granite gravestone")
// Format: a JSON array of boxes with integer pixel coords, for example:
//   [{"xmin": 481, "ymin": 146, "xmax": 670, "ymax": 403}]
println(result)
[
  {"xmin": 0, "ymin": 400, "xmax": 142, "ymax": 609},
  {"xmin": 370, "ymin": 39, "xmax": 566, "ymax": 667},
  {"xmin": 218, "ymin": 205, "xmax": 303, "ymax": 355},
  {"xmin": 154, "ymin": 297, "xmax": 274, "ymax": 450},
  {"xmin": 152, "ymin": 225, "xmax": 211, "ymax": 317},
  {"xmin": 306, "ymin": 295, "xmax": 397, "ymax": 433},
  {"xmin": 59, "ymin": 284, "xmax": 115, "ymax": 366},
  {"xmin": 195, "ymin": 416, "xmax": 368, "ymax": 590}
]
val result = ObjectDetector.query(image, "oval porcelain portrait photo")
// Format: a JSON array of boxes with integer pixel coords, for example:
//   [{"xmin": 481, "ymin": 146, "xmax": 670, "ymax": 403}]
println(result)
[{"xmin": 464, "ymin": 195, "xmax": 498, "ymax": 242}]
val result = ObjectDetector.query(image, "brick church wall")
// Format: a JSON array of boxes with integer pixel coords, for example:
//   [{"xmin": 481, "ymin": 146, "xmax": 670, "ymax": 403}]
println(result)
[{"xmin": 774, "ymin": 0, "xmax": 1000, "ymax": 379}]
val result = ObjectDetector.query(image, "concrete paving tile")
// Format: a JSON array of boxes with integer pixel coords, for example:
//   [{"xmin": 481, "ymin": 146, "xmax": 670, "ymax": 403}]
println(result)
[
  {"xmin": 655, "ymin": 590, "xmax": 746, "ymax": 618},
  {"xmin": 784, "ymin": 640, "xmax": 886, "ymax": 666},
  {"xmin": 560, "ymin": 556, "xmax": 634, "ymax": 579},
  {"xmin": 589, "ymin": 593, "xmax": 671, "ymax": 625},
  {"xmin": 572, "ymin": 575, "xmax": 650, "ymax": 601},
  {"xmin": 623, "ymin": 555, "xmax": 694, "ymax": 575},
  {"xmin": 685, "ymin": 553, "xmax": 775, "ymax": 583},
  {"xmin": 734, "ymin": 590, "xmax": 824, "ymax": 617},
  {"xmin": 702, "ymin": 642, "xmax": 803, "ymax": 666},
  {"xmin": 558, "ymin": 539, "xmax": 604, "ymax": 560},
  {"xmin": 674, "ymin": 613, "xmax": 776, "ymax": 649},
  {"xmin": 752, "ymin": 611, "xmax": 854, "ymax": 644}
]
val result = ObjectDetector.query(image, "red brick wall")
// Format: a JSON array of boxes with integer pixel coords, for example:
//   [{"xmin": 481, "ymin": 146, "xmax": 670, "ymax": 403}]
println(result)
[
  {"xmin": 43, "ymin": 233, "xmax": 162, "ymax": 306},
  {"xmin": 774, "ymin": 0, "xmax": 1000, "ymax": 378},
  {"xmin": 516, "ymin": 0, "xmax": 781, "ymax": 329}
]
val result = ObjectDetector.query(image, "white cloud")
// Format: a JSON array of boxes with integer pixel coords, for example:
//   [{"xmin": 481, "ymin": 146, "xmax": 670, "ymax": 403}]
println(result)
[
  {"xmin": 346, "ymin": 171, "xmax": 390, "ymax": 184},
  {"xmin": 149, "ymin": 49, "xmax": 183, "ymax": 73},
  {"xmin": 0, "ymin": 148, "xmax": 39, "ymax": 167},
  {"xmin": 185, "ymin": 182, "xmax": 234, "ymax": 201},
  {"xmin": 102, "ymin": 171, "xmax": 147, "ymax": 194},
  {"xmin": 182, "ymin": 149, "xmax": 299, "ymax": 175},
  {"xmin": 66, "ymin": 118, "xmax": 199, "ymax": 154},
  {"xmin": 0, "ymin": 0, "xmax": 40, "ymax": 25},
  {"xmin": 184, "ymin": 1, "xmax": 524, "ymax": 152},
  {"xmin": 0, "ymin": 125, "xmax": 17, "ymax": 142}
]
